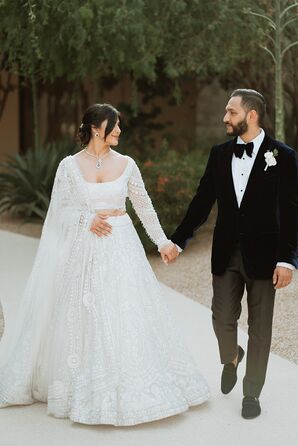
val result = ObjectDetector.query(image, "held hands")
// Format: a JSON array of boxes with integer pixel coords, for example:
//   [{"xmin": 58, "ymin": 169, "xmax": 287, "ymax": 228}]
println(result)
[
  {"xmin": 90, "ymin": 213, "xmax": 112, "ymax": 237},
  {"xmin": 89, "ymin": 215, "xmax": 181, "ymax": 267},
  {"xmin": 160, "ymin": 243, "xmax": 180, "ymax": 265},
  {"xmin": 273, "ymin": 266, "xmax": 293, "ymax": 289}
]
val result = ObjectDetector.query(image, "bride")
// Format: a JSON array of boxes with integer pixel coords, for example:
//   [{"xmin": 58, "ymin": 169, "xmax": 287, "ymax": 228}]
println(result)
[{"xmin": 0, "ymin": 103, "xmax": 209, "ymax": 425}]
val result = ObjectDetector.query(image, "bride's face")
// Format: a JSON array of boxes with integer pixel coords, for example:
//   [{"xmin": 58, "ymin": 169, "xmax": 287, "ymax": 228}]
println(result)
[{"xmin": 98, "ymin": 118, "xmax": 121, "ymax": 146}]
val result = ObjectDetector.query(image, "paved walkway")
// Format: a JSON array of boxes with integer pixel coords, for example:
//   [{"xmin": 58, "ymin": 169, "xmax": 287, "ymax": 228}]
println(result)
[
  {"xmin": 0, "ymin": 230, "xmax": 298, "ymax": 446},
  {"xmin": 1, "ymin": 212, "xmax": 297, "ymax": 364}
]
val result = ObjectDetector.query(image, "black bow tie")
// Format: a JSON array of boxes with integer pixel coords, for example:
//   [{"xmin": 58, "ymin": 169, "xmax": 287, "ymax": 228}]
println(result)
[{"xmin": 234, "ymin": 142, "xmax": 254, "ymax": 158}]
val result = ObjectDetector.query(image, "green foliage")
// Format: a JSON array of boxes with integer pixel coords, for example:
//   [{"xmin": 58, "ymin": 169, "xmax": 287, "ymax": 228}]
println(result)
[
  {"xmin": 0, "ymin": 1, "xmax": 262, "ymax": 87},
  {"xmin": 0, "ymin": 0, "xmax": 271, "ymax": 149},
  {"xmin": 117, "ymin": 102, "xmax": 168, "ymax": 158},
  {"xmin": 0, "ymin": 140, "xmax": 76, "ymax": 220},
  {"xmin": 127, "ymin": 145, "xmax": 209, "ymax": 252}
]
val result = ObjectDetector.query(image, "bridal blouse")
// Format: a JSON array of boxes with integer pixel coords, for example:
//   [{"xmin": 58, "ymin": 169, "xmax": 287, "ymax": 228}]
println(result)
[{"xmin": 0, "ymin": 154, "xmax": 209, "ymax": 425}]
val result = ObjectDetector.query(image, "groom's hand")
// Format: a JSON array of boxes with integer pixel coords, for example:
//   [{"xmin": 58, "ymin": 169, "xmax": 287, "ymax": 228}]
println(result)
[{"xmin": 273, "ymin": 266, "xmax": 293, "ymax": 289}]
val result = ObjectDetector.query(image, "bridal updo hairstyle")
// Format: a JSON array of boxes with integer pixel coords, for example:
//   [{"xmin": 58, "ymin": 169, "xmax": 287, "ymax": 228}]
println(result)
[
  {"xmin": 230, "ymin": 89, "xmax": 266, "ymax": 126},
  {"xmin": 77, "ymin": 103, "xmax": 120, "ymax": 145}
]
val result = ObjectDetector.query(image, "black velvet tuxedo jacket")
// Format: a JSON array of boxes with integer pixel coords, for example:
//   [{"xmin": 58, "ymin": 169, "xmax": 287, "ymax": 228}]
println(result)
[{"xmin": 171, "ymin": 134, "xmax": 298, "ymax": 279}]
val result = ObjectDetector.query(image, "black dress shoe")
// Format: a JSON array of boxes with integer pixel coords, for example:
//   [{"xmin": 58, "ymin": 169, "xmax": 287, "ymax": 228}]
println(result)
[
  {"xmin": 242, "ymin": 396, "xmax": 261, "ymax": 419},
  {"xmin": 221, "ymin": 345, "xmax": 245, "ymax": 394}
]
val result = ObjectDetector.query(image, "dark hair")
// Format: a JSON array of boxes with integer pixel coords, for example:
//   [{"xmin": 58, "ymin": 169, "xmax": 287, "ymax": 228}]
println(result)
[
  {"xmin": 230, "ymin": 89, "xmax": 266, "ymax": 126},
  {"xmin": 77, "ymin": 103, "xmax": 120, "ymax": 145}
]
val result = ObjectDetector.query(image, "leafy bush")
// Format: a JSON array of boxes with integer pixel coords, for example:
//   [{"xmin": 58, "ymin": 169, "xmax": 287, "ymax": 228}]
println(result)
[
  {"xmin": 0, "ymin": 140, "xmax": 77, "ymax": 220},
  {"xmin": 117, "ymin": 103, "xmax": 168, "ymax": 157},
  {"xmin": 127, "ymin": 145, "xmax": 209, "ymax": 252}
]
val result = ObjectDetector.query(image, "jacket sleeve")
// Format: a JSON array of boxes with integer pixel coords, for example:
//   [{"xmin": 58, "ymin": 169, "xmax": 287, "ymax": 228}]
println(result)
[
  {"xmin": 277, "ymin": 149, "xmax": 298, "ymax": 268},
  {"xmin": 171, "ymin": 146, "xmax": 217, "ymax": 249}
]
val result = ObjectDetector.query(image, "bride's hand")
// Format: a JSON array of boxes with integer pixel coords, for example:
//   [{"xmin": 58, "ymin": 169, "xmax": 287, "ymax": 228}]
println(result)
[
  {"xmin": 90, "ymin": 214, "xmax": 112, "ymax": 237},
  {"xmin": 160, "ymin": 243, "xmax": 179, "ymax": 265}
]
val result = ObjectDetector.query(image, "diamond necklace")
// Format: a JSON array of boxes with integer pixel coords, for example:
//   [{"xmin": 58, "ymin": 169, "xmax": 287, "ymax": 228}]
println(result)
[{"xmin": 84, "ymin": 148, "xmax": 111, "ymax": 169}]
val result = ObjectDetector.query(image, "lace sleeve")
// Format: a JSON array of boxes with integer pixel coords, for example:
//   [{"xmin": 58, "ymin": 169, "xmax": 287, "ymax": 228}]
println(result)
[{"xmin": 128, "ymin": 160, "xmax": 171, "ymax": 251}]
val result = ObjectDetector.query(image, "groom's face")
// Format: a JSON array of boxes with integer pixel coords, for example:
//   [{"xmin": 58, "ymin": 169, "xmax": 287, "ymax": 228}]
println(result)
[{"xmin": 223, "ymin": 96, "xmax": 248, "ymax": 137}]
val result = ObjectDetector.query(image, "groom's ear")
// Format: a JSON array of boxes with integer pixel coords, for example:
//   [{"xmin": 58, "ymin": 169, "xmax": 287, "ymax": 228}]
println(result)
[{"xmin": 248, "ymin": 109, "xmax": 258, "ymax": 124}]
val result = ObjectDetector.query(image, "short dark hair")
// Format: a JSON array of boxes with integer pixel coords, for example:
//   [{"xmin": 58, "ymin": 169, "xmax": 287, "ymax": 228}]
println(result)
[
  {"xmin": 77, "ymin": 103, "xmax": 120, "ymax": 145},
  {"xmin": 231, "ymin": 89, "xmax": 266, "ymax": 125}
]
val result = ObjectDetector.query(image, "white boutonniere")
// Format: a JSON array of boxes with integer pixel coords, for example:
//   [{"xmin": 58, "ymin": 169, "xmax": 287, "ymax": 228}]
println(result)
[{"xmin": 264, "ymin": 149, "xmax": 278, "ymax": 171}]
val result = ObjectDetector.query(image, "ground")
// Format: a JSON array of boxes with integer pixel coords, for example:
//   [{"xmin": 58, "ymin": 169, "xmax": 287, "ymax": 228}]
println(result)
[{"xmin": 1, "ymin": 213, "xmax": 297, "ymax": 364}]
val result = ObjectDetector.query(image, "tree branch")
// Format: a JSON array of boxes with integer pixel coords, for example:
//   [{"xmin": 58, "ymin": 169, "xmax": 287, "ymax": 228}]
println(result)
[
  {"xmin": 248, "ymin": 11, "xmax": 276, "ymax": 30},
  {"xmin": 281, "ymin": 16, "xmax": 298, "ymax": 32},
  {"xmin": 282, "ymin": 40, "xmax": 298, "ymax": 59},
  {"xmin": 265, "ymin": 33, "xmax": 277, "ymax": 48},
  {"xmin": 280, "ymin": 3, "xmax": 298, "ymax": 20},
  {"xmin": 260, "ymin": 45, "xmax": 276, "ymax": 63}
]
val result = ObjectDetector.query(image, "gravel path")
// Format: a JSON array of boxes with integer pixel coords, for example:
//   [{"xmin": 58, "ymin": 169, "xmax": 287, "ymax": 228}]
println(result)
[{"xmin": 1, "ymin": 214, "xmax": 297, "ymax": 364}]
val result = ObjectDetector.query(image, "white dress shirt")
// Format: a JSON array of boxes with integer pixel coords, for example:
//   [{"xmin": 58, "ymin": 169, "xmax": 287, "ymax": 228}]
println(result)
[
  {"xmin": 176, "ymin": 129, "xmax": 294, "ymax": 270},
  {"xmin": 233, "ymin": 129, "xmax": 265, "ymax": 208}
]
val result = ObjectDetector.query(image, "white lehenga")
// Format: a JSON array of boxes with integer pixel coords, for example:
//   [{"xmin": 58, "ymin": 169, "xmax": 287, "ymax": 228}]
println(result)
[{"xmin": 0, "ymin": 154, "xmax": 210, "ymax": 425}]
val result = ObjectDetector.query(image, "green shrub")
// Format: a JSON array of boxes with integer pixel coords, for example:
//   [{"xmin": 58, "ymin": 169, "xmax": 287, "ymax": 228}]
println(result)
[
  {"xmin": 127, "ymin": 147, "xmax": 209, "ymax": 252},
  {"xmin": 0, "ymin": 140, "xmax": 77, "ymax": 220}
]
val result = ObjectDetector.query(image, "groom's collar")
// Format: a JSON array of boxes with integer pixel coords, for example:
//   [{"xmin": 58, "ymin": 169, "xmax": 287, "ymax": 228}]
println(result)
[{"xmin": 237, "ymin": 128, "xmax": 265, "ymax": 155}]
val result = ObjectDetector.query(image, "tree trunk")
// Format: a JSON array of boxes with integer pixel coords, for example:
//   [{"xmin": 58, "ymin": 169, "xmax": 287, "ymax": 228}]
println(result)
[
  {"xmin": 275, "ymin": 0, "xmax": 284, "ymax": 141},
  {"xmin": 31, "ymin": 74, "xmax": 40, "ymax": 150},
  {"xmin": 195, "ymin": 76, "xmax": 204, "ymax": 145},
  {"xmin": 0, "ymin": 72, "xmax": 14, "ymax": 120}
]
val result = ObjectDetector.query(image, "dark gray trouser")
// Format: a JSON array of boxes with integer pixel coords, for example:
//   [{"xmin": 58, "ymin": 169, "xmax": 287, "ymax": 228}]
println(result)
[{"xmin": 211, "ymin": 244, "xmax": 276, "ymax": 398}]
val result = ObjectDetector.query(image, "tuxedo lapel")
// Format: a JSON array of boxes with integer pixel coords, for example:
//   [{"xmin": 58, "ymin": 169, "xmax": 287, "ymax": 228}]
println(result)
[
  {"xmin": 220, "ymin": 139, "xmax": 239, "ymax": 210},
  {"xmin": 240, "ymin": 134, "xmax": 274, "ymax": 209}
]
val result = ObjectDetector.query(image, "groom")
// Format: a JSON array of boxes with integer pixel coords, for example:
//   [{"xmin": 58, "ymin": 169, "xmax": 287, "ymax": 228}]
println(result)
[{"xmin": 166, "ymin": 89, "xmax": 298, "ymax": 419}]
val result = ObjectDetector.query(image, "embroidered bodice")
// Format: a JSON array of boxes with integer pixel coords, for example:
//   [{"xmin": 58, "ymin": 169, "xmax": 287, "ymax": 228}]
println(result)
[
  {"xmin": 84, "ymin": 166, "xmax": 129, "ymax": 212},
  {"xmin": 73, "ymin": 155, "xmax": 170, "ymax": 251}
]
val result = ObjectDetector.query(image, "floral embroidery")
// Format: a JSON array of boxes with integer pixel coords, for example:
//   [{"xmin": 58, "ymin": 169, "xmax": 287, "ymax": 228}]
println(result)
[
  {"xmin": 67, "ymin": 353, "xmax": 80, "ymax": 369},
  {"xmin": 83, "ymin": 292, "xmax": 95, "ymax": 308}
]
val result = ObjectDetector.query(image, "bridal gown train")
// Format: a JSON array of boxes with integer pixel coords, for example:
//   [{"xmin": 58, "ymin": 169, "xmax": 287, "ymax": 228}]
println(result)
[{"xmin": 0, "ymin": 154, "xmax": 210, "ymax": 425}]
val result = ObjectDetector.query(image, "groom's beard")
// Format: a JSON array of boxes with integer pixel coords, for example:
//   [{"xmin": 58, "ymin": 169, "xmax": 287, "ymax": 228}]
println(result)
[{"xmin": 225, "ymin": 118, "xmax": 248, "ymax": 137}]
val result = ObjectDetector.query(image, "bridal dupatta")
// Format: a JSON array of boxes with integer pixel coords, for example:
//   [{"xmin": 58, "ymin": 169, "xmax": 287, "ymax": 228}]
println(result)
[{"xmin": 0, "ymin": 156, "xmax": 96, "ymax": 405}]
